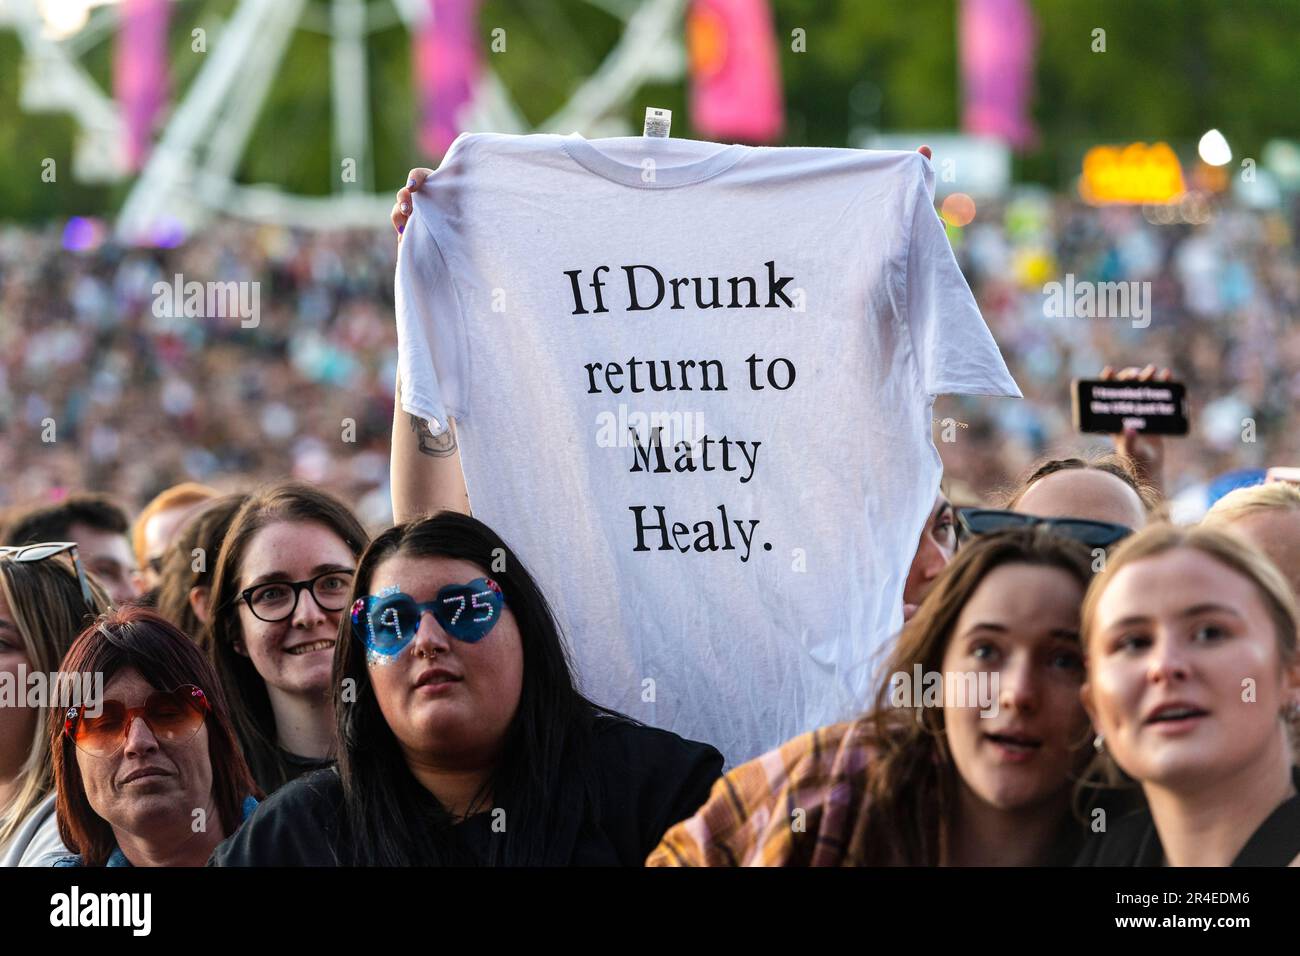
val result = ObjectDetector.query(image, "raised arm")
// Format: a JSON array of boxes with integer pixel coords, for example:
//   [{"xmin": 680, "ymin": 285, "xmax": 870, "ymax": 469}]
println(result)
[
  {"xmin": 390, "ymin": 371, "xmax": 471, "ymax": 522},
  {"xmin": 390, "ymin": 167, "xmax": 471, "ymax": 522}
]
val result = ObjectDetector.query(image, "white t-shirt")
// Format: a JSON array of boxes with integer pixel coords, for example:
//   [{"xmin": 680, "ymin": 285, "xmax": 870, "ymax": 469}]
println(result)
[{"xmin": 396, "ymin": 132, "xmax": 1020, "ymax": 765}]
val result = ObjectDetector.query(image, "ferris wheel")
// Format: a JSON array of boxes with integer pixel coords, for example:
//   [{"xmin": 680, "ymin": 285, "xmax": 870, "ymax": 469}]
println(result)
[{"xmin": 3, "ymin": 0, "xmax": 687, "ymax": 242}]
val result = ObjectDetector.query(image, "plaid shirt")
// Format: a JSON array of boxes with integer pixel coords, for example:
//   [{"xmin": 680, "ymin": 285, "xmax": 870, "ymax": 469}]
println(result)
[{"xmin": 647, "ymin": 718, "xmax": 874, "ymax": 866}]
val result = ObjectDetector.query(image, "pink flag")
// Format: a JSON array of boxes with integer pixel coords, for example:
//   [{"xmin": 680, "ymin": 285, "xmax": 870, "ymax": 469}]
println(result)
[
  {"xmin": 114, "ymin": 0, "xmax": 171, "ymax": 171},
  {"xmin": 414, "ymin": 0, "xmax": 482, "ymax": 158},
  {"xmin": 961, "ymin": 0, "xmax": 1037, "ymax": 150},
  {"xmin": 687, "ymin": 0, "xmax": 783, "ymax": 144}
]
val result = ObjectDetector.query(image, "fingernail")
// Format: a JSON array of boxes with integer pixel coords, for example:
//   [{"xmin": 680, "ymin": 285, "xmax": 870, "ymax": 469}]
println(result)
[
  {"xmin": 401, "ymin": 202, "xmax": 410, "ymax": 214},
  {"xmin": 407, "ymin": 178, "xmax": 417, "ymax": 188},
  {"xmin": 398, "ymin": 224, "xmax": 404, "ymax": 234}
]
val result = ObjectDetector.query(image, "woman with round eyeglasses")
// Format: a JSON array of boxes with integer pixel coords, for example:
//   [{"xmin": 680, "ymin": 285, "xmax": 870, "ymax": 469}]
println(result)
[
  {"xmin": 205, "ymin": 482, "xmax": 369, "ymax": 793},
  {"xmin": 212, "ymin": 511, "xmax": 722, "ymax": 866},
  {"xmin": 46, "ymin": 606, "xmax": 259, "ymax": 867}
]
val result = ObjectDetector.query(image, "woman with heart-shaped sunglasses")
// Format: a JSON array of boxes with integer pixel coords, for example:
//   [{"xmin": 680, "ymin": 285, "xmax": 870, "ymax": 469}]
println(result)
[{"xmin": 210, "ymin": 510, "xmax": 723, "ymax": 866}]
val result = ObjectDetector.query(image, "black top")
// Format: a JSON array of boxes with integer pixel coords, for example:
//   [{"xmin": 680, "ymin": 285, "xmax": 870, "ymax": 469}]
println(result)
[
  {"xmin": 1075, "ymin": 768, "xmax": 1300, "ymax": 867},
  {"xmin": 278, "ymin": 747, "xmax": 335, "ymax": 779},
  {"xmin": 209, "ymin": 715, "xmax": 723, "ymax": 866}
]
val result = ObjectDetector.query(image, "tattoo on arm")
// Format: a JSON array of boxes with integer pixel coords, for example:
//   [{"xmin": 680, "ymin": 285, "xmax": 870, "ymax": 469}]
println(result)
[{"xmin": 409, "ymin": 415, "xmax": 458, "ymax": 458}]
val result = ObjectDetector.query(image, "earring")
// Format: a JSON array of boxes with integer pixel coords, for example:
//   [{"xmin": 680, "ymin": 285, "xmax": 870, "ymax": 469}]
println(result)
[{"xmin": 1093, "ymin": 733, "xmax": 1105, "ymax": 753}]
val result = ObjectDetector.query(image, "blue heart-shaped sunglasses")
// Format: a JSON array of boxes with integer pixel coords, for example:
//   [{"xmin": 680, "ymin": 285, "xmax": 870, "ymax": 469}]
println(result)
[{"xmin": 351, "ymin": 577, "xmax": 504, "ymax": 658}]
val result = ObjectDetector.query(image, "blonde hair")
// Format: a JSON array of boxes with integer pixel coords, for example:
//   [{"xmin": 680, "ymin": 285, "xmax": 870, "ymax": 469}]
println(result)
[
  {"xmin": 131, "ymin": 482, "xmax": 220, "ymax": 569},
  {"xmin": 1203, "ymin": 482, "xmax": 1300, "ymax": 527},
  {"xmin": 0, "ymin": 557, "xmax": 110, "ymax": 850},
  {"xmin": 1079, "ymin": 523, "xmax": 1299, "ymax": 787}
]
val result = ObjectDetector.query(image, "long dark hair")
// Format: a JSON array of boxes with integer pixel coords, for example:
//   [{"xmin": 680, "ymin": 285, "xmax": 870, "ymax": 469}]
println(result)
[
  {"xmin": 205, "ymin": 482, "xmax": 368, "ymax": 792},
  {"xmin": 336, "ymin": 511, "xmax": 609, "ymax": 865},
  {"xmin": 52, "ymin": 607, "xmax": 258, "ymax": 866}
]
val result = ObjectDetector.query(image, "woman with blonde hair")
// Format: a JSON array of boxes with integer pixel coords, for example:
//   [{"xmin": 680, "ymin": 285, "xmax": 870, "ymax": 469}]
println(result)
[
  {"xmin": 0, "ymin": 545, "xmax": 110, "ymax": 865},
  {"xmin": 1202, "ymin": 481, "xmax": 1300, "ymax": 599},
  {"xmin": 1078, "ymin": 523, "xmax": 1300, "ymax": 866}
]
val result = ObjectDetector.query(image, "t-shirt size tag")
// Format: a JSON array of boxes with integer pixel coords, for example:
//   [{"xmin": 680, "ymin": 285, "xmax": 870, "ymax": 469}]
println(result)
[{"xmin": 643, "ymin": 107, "xmax": 671, "ymax": 138}]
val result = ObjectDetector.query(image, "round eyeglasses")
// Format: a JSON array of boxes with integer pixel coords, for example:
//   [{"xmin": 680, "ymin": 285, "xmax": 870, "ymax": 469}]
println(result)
[{"xmin": 238, "ymin": 569, "xmax": 354, "ymax": 623}]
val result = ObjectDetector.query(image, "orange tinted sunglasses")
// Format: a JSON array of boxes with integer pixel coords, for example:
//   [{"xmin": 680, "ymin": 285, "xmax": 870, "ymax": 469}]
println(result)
[{"xmin": 64, "ymin": 685, "xmax": 209, "ymax": 758}]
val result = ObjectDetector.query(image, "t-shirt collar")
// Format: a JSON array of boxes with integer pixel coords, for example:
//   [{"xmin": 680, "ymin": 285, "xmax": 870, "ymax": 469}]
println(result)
[{"xmin": 560, "ymin": 132, "xmax": 746, "ymax": 188}]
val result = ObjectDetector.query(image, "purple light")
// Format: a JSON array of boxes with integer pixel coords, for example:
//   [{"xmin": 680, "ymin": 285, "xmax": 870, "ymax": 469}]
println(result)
[
  {"xmin": 62, "ymin": 216, "xmax": 104, "ymax": 252},
  {"xmin": 147, "ymin": 215, "xmax": 187, "ymax": 249}
]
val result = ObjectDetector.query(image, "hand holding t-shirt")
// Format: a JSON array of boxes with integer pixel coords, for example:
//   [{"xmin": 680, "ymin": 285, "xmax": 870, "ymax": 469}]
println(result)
[{"xmin": 395, "ymin": 132, "xmax": 1020, "ymax": 765}]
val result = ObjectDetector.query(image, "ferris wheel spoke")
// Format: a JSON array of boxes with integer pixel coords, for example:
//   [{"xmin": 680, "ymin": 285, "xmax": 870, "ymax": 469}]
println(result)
[
  {"xmin": 331, "ymin": 0, "xmax": 373, "ymax": 194},
  {"xmin": 50, "ymin": 0, "xmax": 689, "ymax": 237},
  {"xmin": 118, "ymin": 0, "xmax": 306, "ymax": 242},
  {"xmin": 541, "ymin": 0, "xmax": 684, "ymax": 133},
  {"xmin": 10, "ymin": 0, "xmax": 119, "ymax": 140}
]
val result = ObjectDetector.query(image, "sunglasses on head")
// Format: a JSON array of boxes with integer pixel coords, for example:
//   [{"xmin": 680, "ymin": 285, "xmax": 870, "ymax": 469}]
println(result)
[
  {"xmin": 956, "ymin": 508, "xmax": 1134, "ymax": 549},
  {"xmin": 0, "ymin": 541, "xmax": 97, "ymax": 610},
  {"xmin": 352, "ymin": 578, "xmax": 504, "ymax": 659},
  {"xmin": 64, "ymin": 684, "xmax": 209, "ymax": 759}
]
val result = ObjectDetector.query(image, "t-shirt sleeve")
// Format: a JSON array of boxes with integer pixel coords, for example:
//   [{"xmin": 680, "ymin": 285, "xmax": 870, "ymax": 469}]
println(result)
[
  {"xmin": 902, "ymin": 157, "xmax": 1022, "ymax": 400},
  {"xmin": 394, "ymin": 169, "xmax": 471, "ymax": 433}
]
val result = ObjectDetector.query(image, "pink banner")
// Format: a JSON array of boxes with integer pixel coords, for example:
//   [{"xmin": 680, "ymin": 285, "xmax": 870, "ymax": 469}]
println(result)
[
  {"xmin": 961, "ymin": 0, "xmax": 1037, "ymax": 150},
  {"xmin": 114, "ymin": 0, "xmax": 171, "ymax": 171},
  {"xmin": 414, "ymin": 0, "xmax": 482, "ymax": 158},
  {"xmin": 687, "ymin": 0, "xmax": 783, "ymax": 144}
]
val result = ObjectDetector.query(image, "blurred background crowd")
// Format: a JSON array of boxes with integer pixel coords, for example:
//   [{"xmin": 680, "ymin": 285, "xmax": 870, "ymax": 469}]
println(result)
[
  {"xmin": 3, "ymin": 187, "xmax": 1296, "ymax": 526},
  {"xmin": 1, "ymin": 0, "xmax": 1298, "ymax": 525}
]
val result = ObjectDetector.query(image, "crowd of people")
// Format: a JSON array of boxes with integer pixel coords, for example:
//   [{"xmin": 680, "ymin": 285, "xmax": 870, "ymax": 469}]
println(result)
[
  {"xmin": 0, "ymin": 449, "xmax": 1295, "ymax": 867},
  {"xmin": 0, "ymin": 170, "xmax": 1297, "ymax": 868},
  {"xmin": 2, "ymin": 185, "xmax": 1298, "ymax": 522}
]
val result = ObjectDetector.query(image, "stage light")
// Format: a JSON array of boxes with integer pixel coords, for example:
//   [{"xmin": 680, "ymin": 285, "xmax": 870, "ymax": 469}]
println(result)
[{"xmin": 1198, "ymin": 129, "xmax": 1232, "ymax": 166}]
